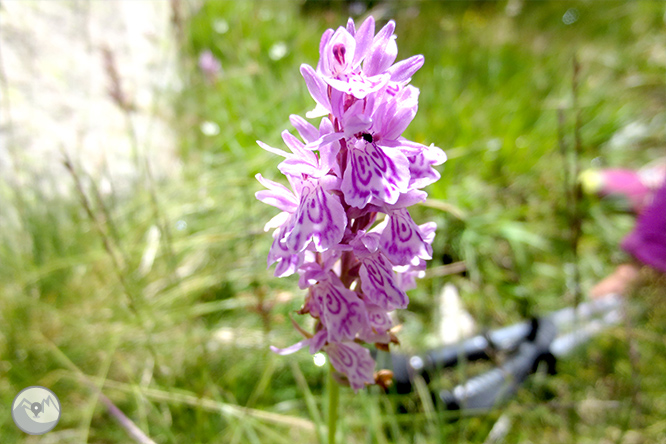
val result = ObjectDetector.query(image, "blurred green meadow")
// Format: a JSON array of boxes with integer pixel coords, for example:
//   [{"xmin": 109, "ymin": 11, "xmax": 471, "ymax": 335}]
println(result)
[{"xmin": 2, "ymin": 1, "xmax": 666, "ymax": 443}]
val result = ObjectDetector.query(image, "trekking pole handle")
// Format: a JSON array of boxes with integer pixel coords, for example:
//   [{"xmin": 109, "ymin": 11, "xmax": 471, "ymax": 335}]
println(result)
[{"xmin": 439, "ymin": 318, "xmax": 558, "ymax": 410}]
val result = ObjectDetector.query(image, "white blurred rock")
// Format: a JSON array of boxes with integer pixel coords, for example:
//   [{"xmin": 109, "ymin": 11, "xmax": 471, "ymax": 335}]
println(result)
[
  {"xmin": 0, "ymin": 1, "xmax": 180, "ymax": 196},
  {"xmin": 438, "ymin": 283, "xmax": 476, "ymax": 345}
]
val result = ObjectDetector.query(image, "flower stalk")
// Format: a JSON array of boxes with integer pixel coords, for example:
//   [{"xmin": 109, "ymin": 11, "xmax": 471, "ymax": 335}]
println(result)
[{"xmin": 327, "ymin": 362, "xmax": 339, "ymax": 444}]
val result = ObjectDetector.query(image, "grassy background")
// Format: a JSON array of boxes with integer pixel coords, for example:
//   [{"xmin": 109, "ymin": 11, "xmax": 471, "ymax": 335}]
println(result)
[{"xmin": 1, "ymin": 1, "xmax": 665, "ymax": 442}]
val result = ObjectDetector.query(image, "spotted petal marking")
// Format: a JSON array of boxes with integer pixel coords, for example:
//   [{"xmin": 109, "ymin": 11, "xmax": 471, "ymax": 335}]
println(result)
[
  {"xmin": 394, "ymin": 259, "xmax": 427, "ymax": 291},
  {"xmin": 408, "ymin": 143, "xmax": 447, "ymax": 189},
  {"xmin": 321, "ymin": 26, "xmax": 356, "ymax": 77},
  {"xmin": 380, "ymin": 208, "xmax": 433, "ymax": 266},
  {"xmin": 325, "ymin": 72, "xmax": 389, "ymax": 100},
  {"xmin": 341, "ymin": 139, "xmax": 409, "ymax": 209},
  {"xmin": 308, "ymin": 329, "xmax": 328, "ymax": 354},
  {"xmin": 408, "ymin": 151, "xmax": 440, "ymax": 189},
  {"xmin": 325, "ymin": 341, "xmax": 376, "ymax": 391},
  {"xmin": 267, "ymin": 218, "xmax": 304, "ymax": 277},
  {"xmin": 366, "ymin": 304, "xmax": 393, "ymax": 334},
  {"xmin": 357, "ymin": 302, "xmax": 392, "ymax": 345},
  {"xmin": 311, "ymin": 277, "xmax": 368, "ymax": 343},
  {"xmin": 359, "ymin": 252, "xmax": 408, "ymax": 310},
  {"xmin": 285, "ymin": 179, "xmax": 347, "ymax": 253}
]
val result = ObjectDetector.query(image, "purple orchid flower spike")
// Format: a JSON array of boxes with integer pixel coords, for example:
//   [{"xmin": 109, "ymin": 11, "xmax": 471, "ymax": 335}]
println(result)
[{"xmin": 257, "ymin": 16, "xmax": 445, "ymax": 391}]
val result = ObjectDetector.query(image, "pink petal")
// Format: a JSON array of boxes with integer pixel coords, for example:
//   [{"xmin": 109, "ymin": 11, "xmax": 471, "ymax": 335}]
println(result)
[
  {"xmin": 621, "ymin": 181, "xmax": 666, "ymax": 272},
  {"xmin": 408, "ymin": 151, "xmax": 441, "ymax": 189},
  {"xmin": 255, "ymin": 189, "xmax": 299, "ymax": 213},
  {"xmin": 316, "ymin": 28, "xmax": 334, "ymax": 72},
  {"xmin": 321, "ymin": 26, "xmax": 356, "ymax": 77},
  {"xmin": 257, "ymin": 140, "xmax": 289, "ymax": 158},
  {"xmin": 366, "ymin": 304, "xmax": 393, "ymax": 334},
  {"xmin": 357, "ymin": 303, "xmax": 393, "ymax": 343},
  {"xmin": 281, "ymin": 130, "xmax": 317, "ymax": 164},
  {"xmin": 311, "ymin": 277, "xmax": 368, "ymax": 343},
  {"xmin": 285, "ymin": 180, "xmax": 347, "ymax": 252},
  {"xmin": 379, "ymin": 85, "xmax": 419, "ymax": 140},
  {"xmin": 341, "ymin": 139, "xmax": 410, "ymax": 209},
  {"xmin": 270, "ymin": 328, "xmax": 328, "ymax": 356},
  {"xmin": 306, "ymin": 102, "xmax": 330, "ymax": 119},
  {"xmin": 394, "ymin": 261, "xmax": 427, "ymax": 291},
  {"xmin": 308, "ymin": 329, "xmax": 328, "ymax": 354},
  {"xmin": 346, "ymin": 18, "xmax": 356, "ymax": 35},
  {"xmin": 359, "ymin": 252, "xmax": 409, "ymax": 310},
  {"xmin": 387, "ymin": 55, "xmax": 424, "ymax": 83},
  {"xmin": 263, "ymin": 211, "xmax": 290, "ymax": 232},
  {"xmin": 419, "ymin": 221, "xmax": 437, "ymax": 244},
  {"xmin": 289, "ymin": 114, "xmax": 319, "ymax": 143},
  {"xmin": 267, "ymin": 220, "xmax": 304, "ymax": 278},
  {"xmin": 406, "ymin": 143, "xmax": 446, "ymax": 189},
  {"xmin": 270, "ymin": 340, "xmax": 309, "ymax": 356},
  {"xmin": 300, "ymin": 64, "xmax": 331, "ymax": 112},
  {"xmin": 424, "ymin": 143, "xmax": 447, "ymax": 165},
  {"xmin": 255, "ymin": 174, "xmax": 298, "ymax": 212},
  {"xmin": 353, "ymin": 230, "xmax": 380, "ymax": 254},
  {"xmin": 383, "ymin": 190, "xmax": 428, "ymax": 209},
  {"xmin": 317, "ymin": 138, "xmax": 342, "ymax": 175},
  {"xmin": 363, "ymin": 20, "xmax": 397, "ymax": 76},
  {"xmin": 325, "ymin": 342, "xmax": 376, "ymax": 391},
  {"xmin": 278, "ymin": 158, "xmax": 321, "ymax": 178},
  {"xmin": 380, "ymin": 137, "xmax": 425, "ymax": 157},
  {"xmin": 379, "ymin": 208, "xmax": 433, "ymax": 266},
  {"xmin": 352, "ymin": 16, "xmax": 375, "ymax": 68},
  {"xmin": 273, "ymin": 255, "xmax": 301, "ymax": 277}
]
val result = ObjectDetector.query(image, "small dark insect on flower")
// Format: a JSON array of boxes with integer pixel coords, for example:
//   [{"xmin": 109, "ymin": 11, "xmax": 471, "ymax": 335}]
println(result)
[{"xmin": 362, "ymin": 133, "xmax": 374, "ymax": 143}]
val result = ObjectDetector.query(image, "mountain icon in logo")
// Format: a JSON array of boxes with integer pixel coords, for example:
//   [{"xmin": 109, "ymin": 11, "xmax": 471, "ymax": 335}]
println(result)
[{"xmin": 12, "ymin": 386, "xmax": 61, "ymax": 435}]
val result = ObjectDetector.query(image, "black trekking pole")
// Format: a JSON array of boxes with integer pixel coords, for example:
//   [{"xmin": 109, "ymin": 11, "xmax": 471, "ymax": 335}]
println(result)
[{"xmin": 375, "ymin": 294, "xmax": 622, "ymax": 411}]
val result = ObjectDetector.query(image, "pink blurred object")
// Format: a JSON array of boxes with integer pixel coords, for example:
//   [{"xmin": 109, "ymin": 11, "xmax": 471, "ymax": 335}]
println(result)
[
  {"xmin": 198, "ymin": 50, "xmax": 222, "ymax": 82},
  {"xmin": 622, "ymin": 179, "xmax": 666, "ymax": 273},
  {"xmin": 581, "ymin": 160, "xmax": 666, "ymax": 213},
  {"xmin": 597, "ymin": 168, "xmax": 649, "ymax": 212},
  {"xmin": 582, "ymin": 159, "xmax": 666, "ymax": 273}
]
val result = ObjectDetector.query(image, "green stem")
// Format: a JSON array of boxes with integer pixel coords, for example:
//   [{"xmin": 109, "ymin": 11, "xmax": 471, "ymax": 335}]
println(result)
[{"xmin": 327, "ymin": 363, "xmax": 339, "ymax": 444}]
